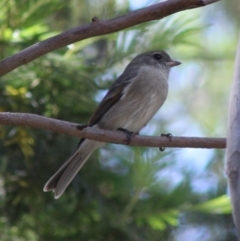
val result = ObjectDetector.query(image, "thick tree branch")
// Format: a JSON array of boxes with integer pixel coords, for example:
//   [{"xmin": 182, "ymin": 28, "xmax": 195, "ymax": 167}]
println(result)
[
  {"xmin": 226, "ymin": 32, "xmax": 240, "ymax": 238},
  {"xmin": 0, "ymin": 0, "xmax": 219, "ymax": 77},
  {"xmin": 0, "ymin": 112, "xmax": 225, "ymax": 149}
]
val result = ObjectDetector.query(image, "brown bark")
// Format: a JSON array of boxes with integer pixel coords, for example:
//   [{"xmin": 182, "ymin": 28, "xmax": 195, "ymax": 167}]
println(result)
[
  {"xmin": 226, "ymin": 32, "xmax": 240, "ymax": 239},
  {"xmin": 0, "ymin": 112, "xmax": 225, "ymax": 149}
]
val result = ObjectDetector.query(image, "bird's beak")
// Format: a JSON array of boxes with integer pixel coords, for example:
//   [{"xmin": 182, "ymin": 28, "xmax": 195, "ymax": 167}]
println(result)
[{"xmin": 166, "ymin": 60, "xmax": 181, "ymax": 67}]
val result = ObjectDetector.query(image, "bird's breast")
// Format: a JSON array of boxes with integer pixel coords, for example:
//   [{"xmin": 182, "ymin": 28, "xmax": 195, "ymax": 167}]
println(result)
[{"xmin": 99, "ymin": 65, "xmax": 169, "ymax": 132}]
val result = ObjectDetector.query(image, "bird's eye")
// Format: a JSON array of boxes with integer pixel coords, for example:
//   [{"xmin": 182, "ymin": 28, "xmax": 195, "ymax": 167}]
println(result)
[{"xmin": 153, "ymin": 54, "xmax": 162, "ymax": 60}]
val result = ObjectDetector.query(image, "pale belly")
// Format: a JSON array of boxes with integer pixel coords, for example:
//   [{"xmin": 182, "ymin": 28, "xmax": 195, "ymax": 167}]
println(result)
[{"xmin": 98, "ymin": 67, "xmax": 169, "ymax": 133}]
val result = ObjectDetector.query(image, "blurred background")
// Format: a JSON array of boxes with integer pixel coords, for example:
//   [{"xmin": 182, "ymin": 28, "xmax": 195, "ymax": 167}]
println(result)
[{"xmin": 0, "ymin": 0, "xmax": 239, "ymax": 240}]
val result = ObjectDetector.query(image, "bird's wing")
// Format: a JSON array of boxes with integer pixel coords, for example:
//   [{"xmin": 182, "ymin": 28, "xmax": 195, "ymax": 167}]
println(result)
[
  {"xmin": 88, "ymin": 82, "xmax": 128, "ymax": 126},
  {"xmin": 88, "ymin": 68, "xmax": 138, "ymax": 126}
]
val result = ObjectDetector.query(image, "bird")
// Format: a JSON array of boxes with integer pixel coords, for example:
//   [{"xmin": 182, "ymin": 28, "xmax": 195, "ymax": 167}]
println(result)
[{"xmin": 43, "ymin": 50, "xmax": 181, "ymax": 199}]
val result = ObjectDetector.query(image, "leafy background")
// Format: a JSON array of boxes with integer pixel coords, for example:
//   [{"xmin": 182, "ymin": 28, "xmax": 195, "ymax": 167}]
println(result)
[{"xmin": 0, "ymin": 0, "xmax": 239, "ymax": 240}]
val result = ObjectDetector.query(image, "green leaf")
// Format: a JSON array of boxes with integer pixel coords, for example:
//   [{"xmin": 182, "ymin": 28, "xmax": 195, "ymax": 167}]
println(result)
[
  {"xmin": 146, "ymin": 209, "xmax": 179, "ymax": 230},
  {"xmin": 189, "ymin": 195, "xmax": 232, "ymax": 214}
]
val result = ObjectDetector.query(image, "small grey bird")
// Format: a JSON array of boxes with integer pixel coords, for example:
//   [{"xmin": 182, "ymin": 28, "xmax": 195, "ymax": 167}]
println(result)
[{"xmin": 44, "ymin": 50, "xmax": 181, "ymax": 198}]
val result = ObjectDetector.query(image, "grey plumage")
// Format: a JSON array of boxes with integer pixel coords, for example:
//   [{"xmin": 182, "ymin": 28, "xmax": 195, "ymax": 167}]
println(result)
[{"xmin": 43, "ymin": 50, "xmax": 181, "ymax": 198}]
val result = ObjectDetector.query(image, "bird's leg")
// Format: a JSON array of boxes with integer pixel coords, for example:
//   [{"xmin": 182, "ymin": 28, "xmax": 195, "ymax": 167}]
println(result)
[
  {"xmin": 76, "ymin": 124, "xmax": 88, "ymax": 147},
  {"xmin": 117, "ymin": 128, "xmax": 135, "ymax": 145},
  {"xmin": 159, "ymin": 133, "xmax": 172, "ymax": 152},
  {"xmin": 76, "ymin": 124, "xmax": 88, "ymax": 130}
]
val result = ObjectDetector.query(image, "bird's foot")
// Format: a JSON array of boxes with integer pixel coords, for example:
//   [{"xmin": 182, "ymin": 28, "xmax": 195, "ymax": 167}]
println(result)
[
  {"xmin": 76, "ymin": 124, "xmax": 88, "ymax": 130},
  {"xmin": 118, "ymin": 128, "xmax": 135, "ymax": 145},
  {"xmin": 159, "ymin": 133, "xmax": 172, "ymax": 152}
]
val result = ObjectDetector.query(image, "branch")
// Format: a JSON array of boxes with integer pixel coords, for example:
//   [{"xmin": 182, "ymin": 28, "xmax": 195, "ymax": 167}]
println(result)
[
  {"xmin": 0, "ymin": 112, "xmax": 225, "ymax": 149},
  {"xmin": 0, "ymin": 0, "xmax": 219, "ymax": 77},
  {"xmin": 226, "ymin": 32, "xmax": 240, "ymax": 238}
]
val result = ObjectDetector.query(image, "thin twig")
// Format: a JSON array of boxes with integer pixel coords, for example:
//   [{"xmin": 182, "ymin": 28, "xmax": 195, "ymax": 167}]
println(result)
[
  {"xmin": 0, "ymin": 0, "xmax": 219, "ymax": 77},
  {"xmin": 0, "ymin": 112, "xmax": 226, "ymax": 149},
  {"xmin": 121, "ymin": 187, "xmax": 145, "ymax": 223}
]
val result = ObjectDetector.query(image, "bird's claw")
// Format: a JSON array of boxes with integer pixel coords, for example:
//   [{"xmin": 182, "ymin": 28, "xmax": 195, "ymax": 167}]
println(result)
[
  {"xmin": 76, "ymin": 124, "xmax": 88, "ymax": 130},
  {"xmin": 118, "ymin": 128, "xmax": 134, "ymax": 145},
  {"xmin": 159, "ymin": 133, "xmax": 173, "ymax": 151}
]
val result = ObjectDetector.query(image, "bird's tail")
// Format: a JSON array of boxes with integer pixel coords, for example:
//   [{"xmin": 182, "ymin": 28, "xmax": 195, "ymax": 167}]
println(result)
[{"xmin": 43, "ymin": 139, "xmax": 103, "ymax": 199}]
